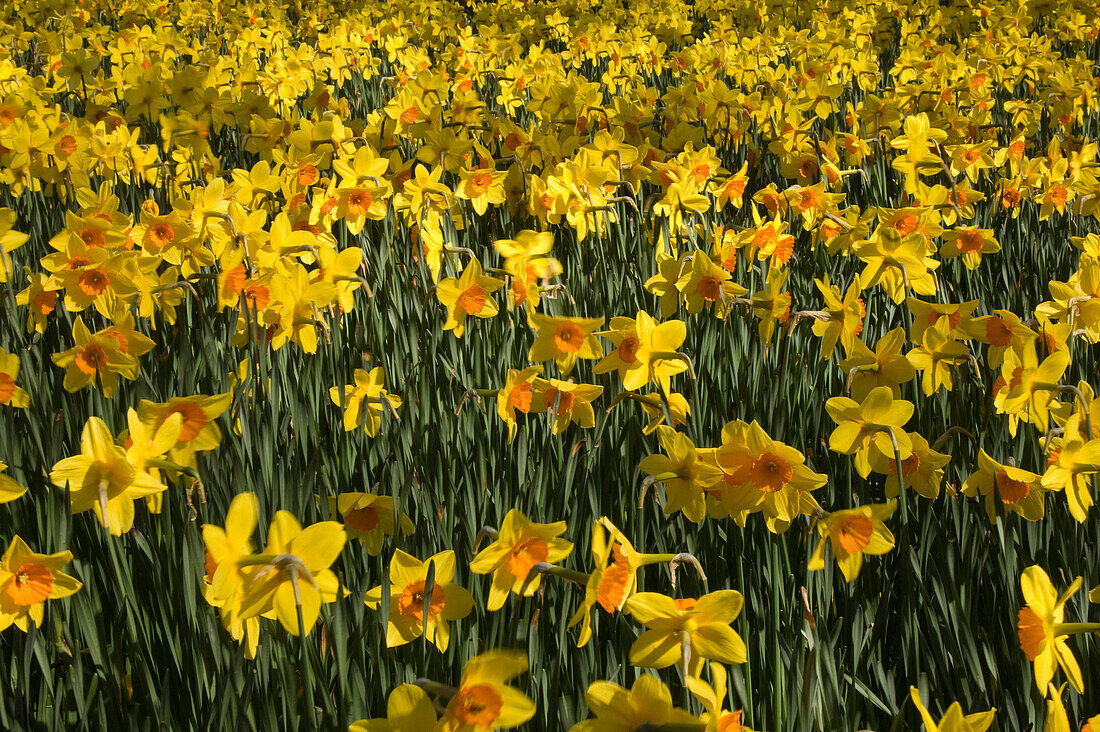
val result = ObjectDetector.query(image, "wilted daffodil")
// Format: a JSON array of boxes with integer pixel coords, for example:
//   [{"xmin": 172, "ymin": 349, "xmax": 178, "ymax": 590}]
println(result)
[
  {"xmin": 329, "ymin": 367, "xmax": 402, "ymax": 437},
  {"xmin": 330, "ymin": 492, "xmax": 414, "ymax": 556},
  {"xmin": 238, "ymin": 512, "xmax": 345, "ymax": 637},
  {"xmin": 350, "ymin": 684, "xmax": 438, "ymax": 732},
  {"xmin": 808, "ymin": 501, "xmax": 897, "ymax": 582},
  {"xmin": 909, "ymin": 686, "xmax": 995, "ymax": 731},
  {"xmin": 639, "ymin": 425, "xmax": 724, "ymax": 523},
  {"xmin": 569, "ymin": 674, "xmax": 701, "ymax": 731},
  {"xmin": 470, "ymin": 509, "xmax": 573, "ymax": 611},
  {"xmin": 961, "ymin": 450, "xmax": 1047, "ymax": 522},
  {"xmin": 366, "ymin": 549, "xmax": 474, "ymax": 652},
  {"xmin": 50, "ymin": 416, "xmax": 166, "ymax": 535},
  {"xmin": 594, "ymin": 310, "xmax": 689, "ymax": 394},
  {"xmin": 0, "ymin": 536, "xmax": 81, "ymax": 633},
  {"xmin": 826, "ymin": 386, "xmax": 914, "ymax": 478},
  {"xmin": 437, "ymin": 258, "xmax": 504, "ymax": 337},
  {"xmin": 624, "ymin": 590, "xmax": 747, "ymax": 673},
  {"xmin": 1017, "ymin": 565, "xmax": 1100, "ymax": 694},
  {"xmin": 434, "ymin": 649, "xmax": 535, "ymax": 732}
]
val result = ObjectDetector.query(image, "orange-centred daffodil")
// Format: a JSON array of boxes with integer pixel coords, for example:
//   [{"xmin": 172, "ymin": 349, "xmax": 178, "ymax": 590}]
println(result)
[
  {"xmin": 437, "ymin": 258, "xmax": 504, "ymax": 337},
  {"xmin": 0, "ymin": 536, "xmax": 81, "ymax": 633},
  {"xmin": 594, "ymin": 310, "xmax": 689, "ymax": 393},
  {"xmin": 1017, "ymin": 565, "xmax": 1100, "ymax": 694},
  {"xmin": 366, "ymin": 549, "xmax": 474, "ymax": 652},
  {"xmin": 808, "ymin": 501, "xmax": 897, "ymax": 581},
  {"xmin": 527, "ymin": 312, "xmax": 603, "ymax": 375},
  {"xmin": 436, "ymin": 649, "xmax": 535, "ymax": 732},
  {"xmin": 329, "ymin": 492, "xmax": 414, "ymax": 556},
  {"xmin": 470, "ymin": 509, "xmax": 573, "ymax": 610}
]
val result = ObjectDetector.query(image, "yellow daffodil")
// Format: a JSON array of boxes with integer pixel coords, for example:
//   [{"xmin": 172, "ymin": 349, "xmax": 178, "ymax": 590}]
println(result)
[
  {"xmin": 639, "ymin": 425, "xmax": 724, "ymax": 523},
  {"xmin": 826, "ymin": 386, "xmax": 914, "ymax": 478},
  {"xmin": 365, "ymin": 549, "xmax": 474, "ymax": 652},
  {"xmin": 908, "ymin": 686, "xmax": 995, "ymax": 731},
  {"xmin": 624, "ymin": 590, "xmax": 747, "ymax": 672},
  {"xmin": 1017, "ymin": 565, "xmax": 1100, "ymax": 694},
  {"xmin": 238, "ymin": 512, "xmax": 345, "ymax": 637},
  {"xmin": 0, "ymin": 347, "xmax": 30, "ymax": 408},
  {"xmin": 0, "ymin": 536, "xmax": 81, "ymax": 633},
  {"xmin": 329, "ymin": 367, "xmax": 402, "ymax": 437},
  {"xmin": 350, "ymin": 684, "xmax": 438, "ymax": 732},
  {"xmin": 809, "ymin": 501, "xmax": 897, "ymax": 581},
  {"xmin": 437, "ymin": 258, "xmax": 505, "ymax": 337},
  {"xmin": 470, "ymin": 509, "xmax": 573, "ymax": 610},
  {"xmin": 330, "ymin": 492, "xmax": 414, "ymax": 556},
  {"xmin": 50, "ymin": 416, "xmax": 166, "ymax": 535},
  {"xmin": 534, "ymin": 377, "xmax": 603, "ymax": 434},
  {"xmin": 594, "ymin": 310, "xmax": 689, "ymax": 393},
  {"xmin": 569, "ymin": 674, "xmax": 700, "ymax": 731},
  {"xmin": 961, "ymin": 450, "xmax": 1047, "ymax": 522},
  {"xmin": 496, "ymin": 366, "xmax": 545, "ymax": 442},
  {"xmin": 436, "ymin": 649, "xmax": 535, "ymax": 732},
  {"xmin": 0, "ymin": 462, "xmax": 27, "ymax": 504},
  {"xmin": 527, "ymin": 312, "xmax": 603, "ymax": 375}
]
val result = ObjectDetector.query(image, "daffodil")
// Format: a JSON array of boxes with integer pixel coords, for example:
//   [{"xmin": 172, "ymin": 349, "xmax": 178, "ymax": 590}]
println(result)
[
  {"xmin": 569, "ymin": 674, "xmax": 701, "ymax": 731},
  {"xmin": 0, "ymin": 536, "xmax": 81, "ymax": 633},
  {"xmin": 436, "ymin": 649, "xmax": 535, "ymax": 732},
  {"xmin": 202, "ymin": 492, "xmax": 262, "ymax": 658},
  {"xmin": 0, "ymin": 462, "xmax": 27, "ymax": 504},
  {"xmin": 329, "ymin": 367, "xmax": 402, "ymax": 437},
  {"xmin": 50, "ymin": 416, "xmax": 166, "ymax": 535},
  {"xmin": 1017, "ymin": 565, "xmax": 1100, "ymax": 693},
  {"xmin": 826, "ymin": 387, "xmax": 914, "ymax": 478},
  {"xmin": 624, "ymin": 590, "xmax": 747, "ymax": 672},
  {"xmin": 639, "ymin": 425, "xmax": 724, "ymax": 523},
  {"xmin": 238, "ymin": 511, "xmax": 345, "ymax": 637},
  {"xmin": 961, "ymin": 450, "xmax": 1047, "ymax": 522},
  {"xmin": 51, "ymin": 317, "xmax": 139, "ymax": 398},
  {"xmin": 470, "ymin": 509, "xmax": 573, "ymax": 610},
  {"xmin": 594, "ymin": 310, "xmax": 689, "ymax": 393},
  {"xmin": 350, "ymin": 684, "xmax": 438, "ymax": 732},
  {"xmin": 0, "ymin": 347, "xmax": 30, "ymax": 408},
  {"xmin": 686, "ymin": 662, "xmax": 755, "ymax": 732},
  {"xmin": 839, "ymin": 328, "xmax": 916, "ymax": 400},
  {"xmin": 437, "ymin": 258, "xmax": 505, "ymax": 337},
  {"xmin": 534, "ymin": 377, "xmax": 603, "ymax": 434},
  {"xmin": 330, "ymin": 492, "xmax": 414, "ymax": 556},
  {"xmin": 809, "ymin": 501, "xmax": 897, "ymax": 581},
  {"xmin": 527, "ymin": 312, "xmax": 603, "ymax": 375},
  {"xmin": 365, "ymin": 549, "xmax": 474, "ymax": 652},
  {"xmin": 495, "ymin": 365, "xmax": 544, "ymax": 442},
  {"xmin": 908, "ymin": 686, "xmax": 995, "ymax": 731}
]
